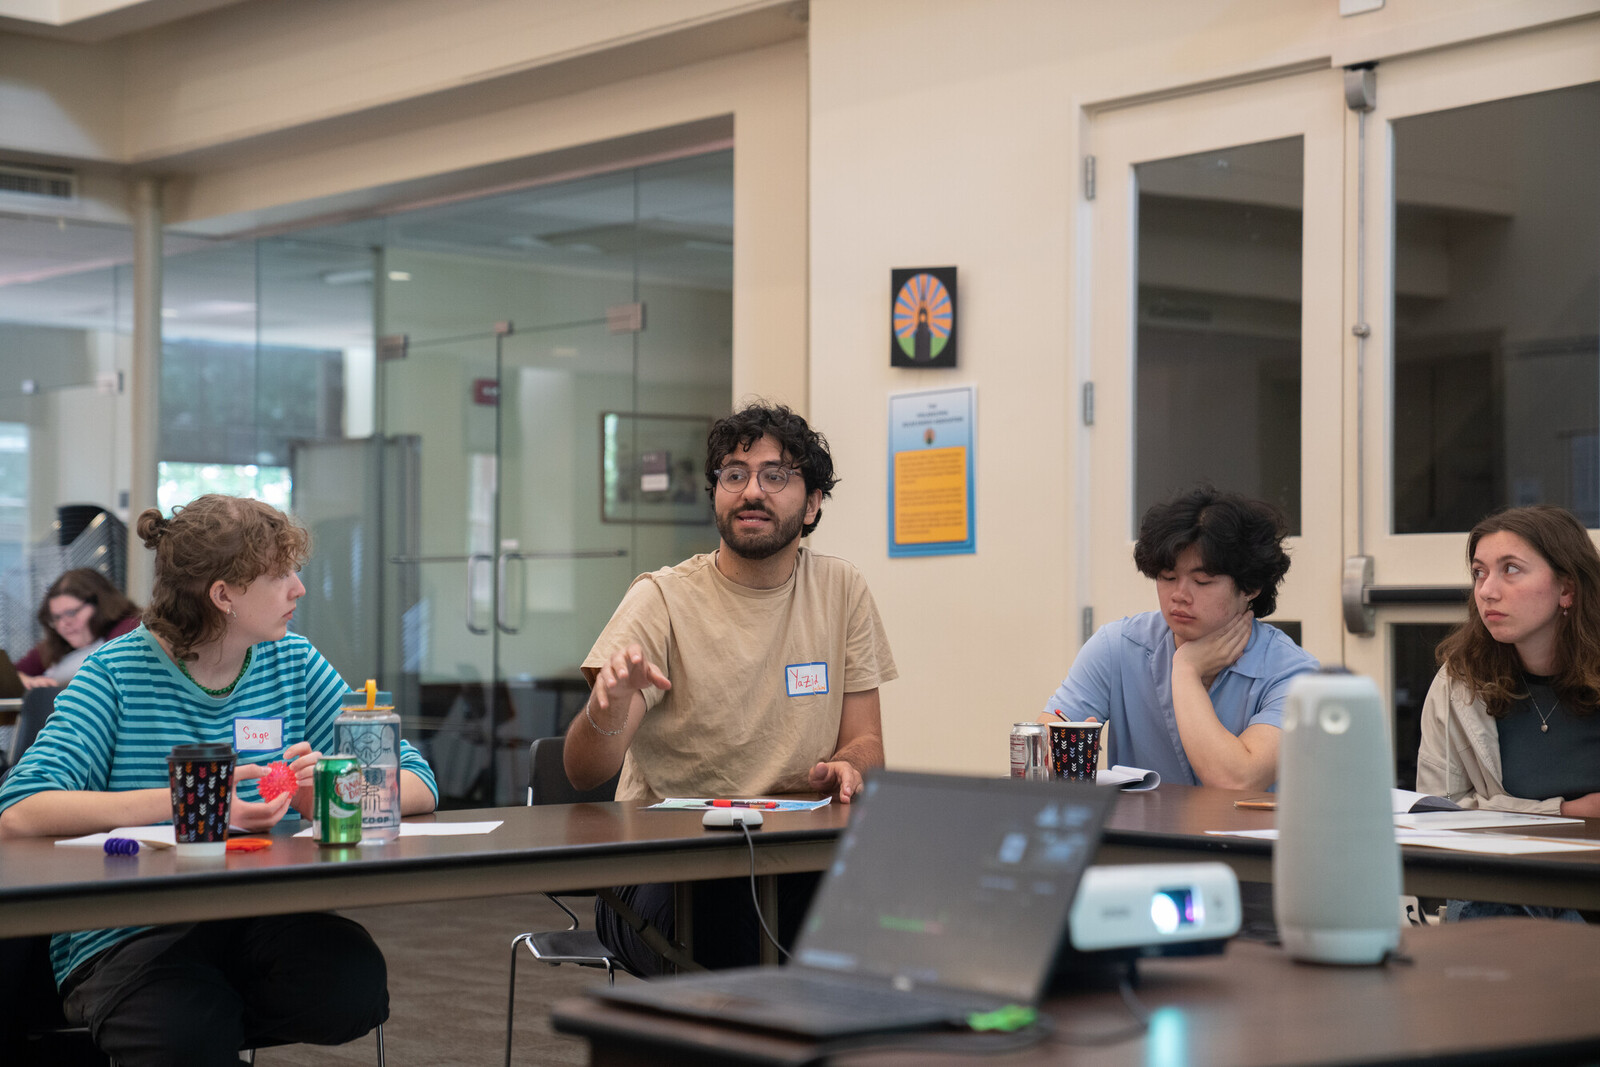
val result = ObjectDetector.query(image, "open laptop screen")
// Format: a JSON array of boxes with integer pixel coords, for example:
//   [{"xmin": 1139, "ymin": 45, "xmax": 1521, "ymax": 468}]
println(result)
[{"xmin": 792, "ymin": 771, "xmax": 1111, "ymax": 1002}]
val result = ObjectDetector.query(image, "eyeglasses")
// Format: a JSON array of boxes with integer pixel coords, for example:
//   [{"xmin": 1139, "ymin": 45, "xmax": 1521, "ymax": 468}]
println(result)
[
  {"xmin": 713, "ymin": 466, "xmax": 802, "ymax": 494},
  {"xmin": 49, "ymin": 602, "xmax": 93, "ymax": 626}
]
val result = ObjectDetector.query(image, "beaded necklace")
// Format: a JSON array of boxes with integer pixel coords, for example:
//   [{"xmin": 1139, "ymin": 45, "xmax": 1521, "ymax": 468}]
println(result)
[{"xmin": 177, "ymin": 647, "xmax": 253, "ymax": 697}]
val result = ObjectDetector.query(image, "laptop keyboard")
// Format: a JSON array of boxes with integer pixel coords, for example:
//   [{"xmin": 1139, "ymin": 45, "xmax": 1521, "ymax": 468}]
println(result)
[{"xmin": 667, "ymin": 968, "xmax": 981, "ymax": 1022}]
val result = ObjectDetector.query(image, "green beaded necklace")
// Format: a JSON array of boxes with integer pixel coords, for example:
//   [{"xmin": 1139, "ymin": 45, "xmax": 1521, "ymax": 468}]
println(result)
[{"xmin": 177, "ymin": 647, "xmax": 253, "ymax": 697}]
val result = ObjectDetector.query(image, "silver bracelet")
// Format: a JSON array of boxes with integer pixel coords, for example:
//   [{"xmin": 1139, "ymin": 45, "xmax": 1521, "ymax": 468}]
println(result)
[{"xmin": 585, "ymin": 702, "xmax": 626, "ymax": 736}]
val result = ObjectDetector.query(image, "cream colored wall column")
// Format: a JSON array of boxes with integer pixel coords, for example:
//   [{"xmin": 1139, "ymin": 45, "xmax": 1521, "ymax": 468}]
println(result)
[{"xmin": 128, "ymin": 176, "xmax": 162, "ymax": 600}]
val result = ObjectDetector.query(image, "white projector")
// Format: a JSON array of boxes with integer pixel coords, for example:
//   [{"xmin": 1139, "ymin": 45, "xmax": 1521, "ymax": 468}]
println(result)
[{"xmin": 1068, "ymin": 862, "xmax": 1241, "ymax": 956}]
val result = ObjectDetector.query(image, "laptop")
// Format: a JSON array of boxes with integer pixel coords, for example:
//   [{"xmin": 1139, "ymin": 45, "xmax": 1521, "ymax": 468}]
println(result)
[
  {"xmin": 591, "ymin": 769, "xmax": 1113, "ymax": 1040},
  {"xmin": 0, "ymin": 651, "xmax": 25, "ymax": 699}
]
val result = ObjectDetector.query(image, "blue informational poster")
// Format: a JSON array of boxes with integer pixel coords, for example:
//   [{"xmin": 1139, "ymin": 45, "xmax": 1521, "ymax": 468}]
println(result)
[{"xmin": 887, "ymin": 387, "xmax": 976, "ymax": 557}]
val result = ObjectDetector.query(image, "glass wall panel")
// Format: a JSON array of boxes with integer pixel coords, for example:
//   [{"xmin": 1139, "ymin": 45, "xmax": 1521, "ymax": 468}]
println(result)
[
  {"xmin": 1134, "ymin": 138, "xmax": 1303, "ymax": 531},
  {"xmin": 0, "ymin": 217, "xmax": 136, "ymax": 655},
  {"xmin": 1391, "ymin": 622, "xmax": 1455, "ymax": 789},
  {"xmin": 1392, "ymin": 83, "xmax": 1600, "ymax": 532}
]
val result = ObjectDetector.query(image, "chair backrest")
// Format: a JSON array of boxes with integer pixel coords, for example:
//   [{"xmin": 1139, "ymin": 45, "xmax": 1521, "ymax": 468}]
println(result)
[
  {"xmin": 5, "ymin": 687, "xmax": 58, "ymax": 771},
  {"xmin": 528, "ymin": 735, "xmax": 620, "ymax": 806}
]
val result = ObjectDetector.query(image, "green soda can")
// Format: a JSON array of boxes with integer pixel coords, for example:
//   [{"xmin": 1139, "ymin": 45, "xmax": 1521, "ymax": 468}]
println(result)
[{"xmin": 315, "ymin": 755, "xmax": 364, "ymax": 846}]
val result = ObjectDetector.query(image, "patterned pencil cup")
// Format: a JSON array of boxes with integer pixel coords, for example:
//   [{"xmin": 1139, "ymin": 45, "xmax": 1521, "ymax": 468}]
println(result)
[
  {"xmin": 1047, "ymin": 722, "xmax": 1103, "ymax": 782},
  {"xmin": 167, "ymin": 743, "xmax": 237, "ymax": 857}
]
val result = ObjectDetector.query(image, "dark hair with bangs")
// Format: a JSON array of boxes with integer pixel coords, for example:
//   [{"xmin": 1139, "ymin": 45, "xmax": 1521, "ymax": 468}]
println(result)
[
  {"xmin": 1132, "ymin": 485, "xmax": 1293, "ymax": 617},
  {"xmin": 1437, "ymin": 505, "xmax": 1600, "ymax": 718},
  {"xmin": 704, "ymin": 401, "xmax": 838, "ymax": 537},
  {"xmin": 31, "ymin": 568, "xmax": 142, "ymax": 670},
  {"xmin": 135, "ymin": 495, "xmax": 310, "ymax": 661}
]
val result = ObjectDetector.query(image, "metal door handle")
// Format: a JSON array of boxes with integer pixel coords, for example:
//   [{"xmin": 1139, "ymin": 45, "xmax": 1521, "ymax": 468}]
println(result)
[
  {"xmin": 496, "ymin": 553, "xmax": 520, "ymax": 635},
  {"xmin": 493, "ymin": 549, "xmax": 626, "ymax": 633},
  {"xmin": 466, "ymin": 553, "xmax": 492, "ymax": 635}
]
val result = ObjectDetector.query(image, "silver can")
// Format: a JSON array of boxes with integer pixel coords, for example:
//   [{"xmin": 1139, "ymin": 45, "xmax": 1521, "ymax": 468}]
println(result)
[{"xmin": 1009, "ymin": 722, "xmax": 1048, "ymax": 780}]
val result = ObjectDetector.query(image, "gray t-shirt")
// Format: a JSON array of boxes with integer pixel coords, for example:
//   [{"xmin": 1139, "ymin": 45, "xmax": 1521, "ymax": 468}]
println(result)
[{"xmin": 1499, "ymin": 674, "xmax": 1600, "ymax": 801}]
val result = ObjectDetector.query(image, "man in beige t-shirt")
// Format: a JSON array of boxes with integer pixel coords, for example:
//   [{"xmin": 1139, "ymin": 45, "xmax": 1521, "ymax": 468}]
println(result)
[{"xmin": 565, "ymin": 401, "xmax": 896, "ymax": 973}]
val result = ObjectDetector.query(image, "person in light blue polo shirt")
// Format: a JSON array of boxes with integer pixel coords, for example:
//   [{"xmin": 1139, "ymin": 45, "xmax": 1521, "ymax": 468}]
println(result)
[{"xmin": 1044, "ymin": 486, "xmax": 1318, "ymax": 790}]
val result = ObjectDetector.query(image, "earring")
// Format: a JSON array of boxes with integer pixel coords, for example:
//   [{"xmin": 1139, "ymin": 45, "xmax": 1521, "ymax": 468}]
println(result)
[{"xmin": 228, "ymin": 609, "xmax": 238, "ymax": 619}]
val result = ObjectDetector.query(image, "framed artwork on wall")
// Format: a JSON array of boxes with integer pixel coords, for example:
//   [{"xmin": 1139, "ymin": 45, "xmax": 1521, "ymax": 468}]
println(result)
[
  {"xmin": 891, "ymin": 266, "xmax": 958, "ymax": 368},
  {"xmin": 600, "ymin": 412, "xmax": 714, "ymax": 525}
]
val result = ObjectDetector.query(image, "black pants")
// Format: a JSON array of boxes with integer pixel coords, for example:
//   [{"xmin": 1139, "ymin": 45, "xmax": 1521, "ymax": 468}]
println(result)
[
  {"xmin": 60, "ymin": 913, "xmax": 388, "ymax": 1067},
  {"xmin": 595, "ymin": 872, "xmax": 822, "ymax": 976}
]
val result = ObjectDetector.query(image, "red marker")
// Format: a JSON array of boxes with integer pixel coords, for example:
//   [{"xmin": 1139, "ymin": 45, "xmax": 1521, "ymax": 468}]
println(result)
[{"xmin": 712, "ymin": 799, "xmax": 778, "ymax": 809}]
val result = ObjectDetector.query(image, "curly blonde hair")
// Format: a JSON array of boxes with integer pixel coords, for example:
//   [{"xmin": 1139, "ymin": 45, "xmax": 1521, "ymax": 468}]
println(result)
[{"xmin": 135, "ymin": 495, "xmax": 310, "ymax": 661}]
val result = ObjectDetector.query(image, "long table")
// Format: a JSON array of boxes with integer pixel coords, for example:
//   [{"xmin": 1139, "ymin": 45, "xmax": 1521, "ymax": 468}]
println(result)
[
  {"xmin": 553, "ymin": 918, "xmax": 1600, "ymax": 1066},
  {"xmin": 0, "ymin": 801, "xmax": 850, "ymax": 939},
  {"xmin": 4, "ymin": 783, "xmax": 1598, "ymax": 940},
  {"xmin": 1099, "ymin": 783, "xmax": 1600, "ymax": 911}
]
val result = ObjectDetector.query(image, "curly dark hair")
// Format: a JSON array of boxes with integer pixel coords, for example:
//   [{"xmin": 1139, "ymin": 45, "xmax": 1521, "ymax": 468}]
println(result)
[
  {"xmin": 135, "ymin": 495, "xmax": 311, "ymax": 662},
  {"xmin": 1437, "ymin": 506, "xmax": 1600, "ymax": 718},
  {"xmin": 1132, "ymin": 485, "xmax": 1293, "ymax": 617},
  {"xmin": 704, "ymin": 402, "xmax": 838, "ymax": 537},
  {"xmin": 31, "ymin": 568, "xmax": 142, "ymax": 671}
]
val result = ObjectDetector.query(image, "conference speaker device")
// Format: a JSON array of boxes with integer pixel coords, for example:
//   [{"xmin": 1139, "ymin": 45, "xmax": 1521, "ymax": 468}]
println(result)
[{"xmin": 1274, "ymin": 670, "xmax": 1402, "ymax": 965}]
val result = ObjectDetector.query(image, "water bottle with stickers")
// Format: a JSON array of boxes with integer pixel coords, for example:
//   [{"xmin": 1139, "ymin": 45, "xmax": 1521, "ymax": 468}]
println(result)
[{"xmin": 333, "ymin": 679, "xmax": 402, "ymax": 842}]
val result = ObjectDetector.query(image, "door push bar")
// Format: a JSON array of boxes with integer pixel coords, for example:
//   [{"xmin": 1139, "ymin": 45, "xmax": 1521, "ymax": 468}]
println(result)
[{"xmin": 1342, "ymin": 555, "xmax": 1470, "ymax": 636}]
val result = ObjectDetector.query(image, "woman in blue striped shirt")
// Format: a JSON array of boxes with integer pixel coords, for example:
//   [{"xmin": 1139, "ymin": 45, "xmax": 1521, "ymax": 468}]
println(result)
[{"xmin": 0, "ymin": 495, "xmax": 438, "ymax": 1066}]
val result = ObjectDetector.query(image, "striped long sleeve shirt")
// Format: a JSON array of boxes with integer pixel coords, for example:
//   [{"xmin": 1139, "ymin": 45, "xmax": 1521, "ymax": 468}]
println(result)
[{"xmin": 0, "ymin": 624, "xmax": 438, "ymax": 986}]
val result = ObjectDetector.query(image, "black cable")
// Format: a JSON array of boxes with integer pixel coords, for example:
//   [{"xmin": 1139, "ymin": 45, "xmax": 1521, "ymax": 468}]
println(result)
[
  {"xmin": 1050, "ymin": 972, "xmax": 1151, "ymax": 1047},
  {"xmin": 740, "ymin": 822, "xmax": 792, "ymax": 962}
]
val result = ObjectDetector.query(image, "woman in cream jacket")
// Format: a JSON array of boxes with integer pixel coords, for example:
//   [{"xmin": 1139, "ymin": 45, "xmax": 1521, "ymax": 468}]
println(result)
[{"xmin": 1417, "ymin": 505, "xmax": 1600, "ymax": 819}]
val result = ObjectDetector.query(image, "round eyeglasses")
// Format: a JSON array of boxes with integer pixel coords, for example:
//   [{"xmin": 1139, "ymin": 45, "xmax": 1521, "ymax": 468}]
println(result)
[
  {"xmin": 49, "ymin": 601, "xmax": 93, "ymax": 626},
  {"xmin": 713, "ymin": 466, "xmax": 802, "ymax": 494}
]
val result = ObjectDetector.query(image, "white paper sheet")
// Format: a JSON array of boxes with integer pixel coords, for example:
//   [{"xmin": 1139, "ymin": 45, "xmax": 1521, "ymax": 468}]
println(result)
[
  {"xmin": 291, "ymin": 821, "xmax": 502, "ymax": 839},
  {"xmin": 1206, "ymin": 827, "xmax": 1600, "ymax": 854},
  {"xmin": 56, "ymin": 825, "xmax": 177, "ymax": 847},
  {"xmin": 1395, "ymin": 830, "xmax": 1600, "ymax": 855},
  {"xmin": 1394, "ymin": 810, "xmax": 1581, "ymax": 830},
  {"xmin": 1096, "ymin": 765, "xmax": 1161, "ymax": 790}
]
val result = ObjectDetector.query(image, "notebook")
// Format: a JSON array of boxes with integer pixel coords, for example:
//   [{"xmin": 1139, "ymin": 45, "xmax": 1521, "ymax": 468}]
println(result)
[
  {"xmin": 591, "ymin": 769, "xmax": 1113, "ymax": 1039},
  {"xmin": 0, "ymin": 650, "xmax": 25, "ymax": 699}
]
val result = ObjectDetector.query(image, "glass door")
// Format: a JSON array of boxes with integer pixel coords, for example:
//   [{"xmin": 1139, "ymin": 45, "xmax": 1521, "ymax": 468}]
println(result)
[
  {"xmin": 376, "ymin": 331, "xmax": 504, "ymax": 803},
  {"xmin": 1084, "ymin": 69, "xmax": 1346, "ymax": 661},
  {"xmin": 1341, "ymin": 22, "xmax": 1600, "ymax": 782},
  {"xmin": 372, "ymin": 152, "xmax": 733, "ymax": 805}
]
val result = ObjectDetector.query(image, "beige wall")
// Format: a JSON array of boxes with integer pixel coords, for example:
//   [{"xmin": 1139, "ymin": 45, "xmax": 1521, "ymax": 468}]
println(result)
[
  {"xmin": 804, "ymin": 0, "xmax": 1600, "ymax": 775},
  {"xmin": 6, "ymin": 0, "xmax": 1600, "ymax": 775}
]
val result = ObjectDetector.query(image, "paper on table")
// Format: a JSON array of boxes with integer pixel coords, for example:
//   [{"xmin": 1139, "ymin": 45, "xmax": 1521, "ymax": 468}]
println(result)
[
  {"xmin": 60, "ymin": 822, "xmax": 503, "ymax": 846},
  {"xmin": 291, "ymin": 821, "xmax": 502, "ymax": 839},
  {"xmin": 57, "ymin": 825, "xmax": 177, "ymax": 847},
  {"xmin": 1206, "ymin": 827, "xmax": 1600, "ymax": 854},
  {"xmin": 647, "ymin": 797, "xmax": 833, "ymax": 812},
  {"xmin": 1394, "ymin": 810, "xmax": 1581, "ymax": 830},
  {"xmin": 1391, "ymin": 788, "xmax": 1461, "ymax": 814},
  {"xmin": 1396, "ymin": 830, "xmax": 1600, "ymax": 855},
  {"xmin": 1096, "ymin": 765, "xmax": 1160, "ymax": 790}
]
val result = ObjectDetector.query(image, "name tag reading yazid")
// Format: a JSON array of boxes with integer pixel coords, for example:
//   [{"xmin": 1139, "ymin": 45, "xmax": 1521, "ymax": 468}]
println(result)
[
  {"xmin": 234, "ymin": 718, "xmax": 284, "ymax": 752},
  {"xmin": 785, "ymin": 662, "xmax": 828, "ymax": 698}
]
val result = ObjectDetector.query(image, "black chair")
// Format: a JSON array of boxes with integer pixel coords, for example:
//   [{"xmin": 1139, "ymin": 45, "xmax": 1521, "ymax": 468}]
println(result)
[
  {"xmin": 505, "ymin": 736, "xmax": 634, "ymax": 1066},
  {"xmin": 4, "ymin": 688, "xmax": 58, "ymax": 775}
]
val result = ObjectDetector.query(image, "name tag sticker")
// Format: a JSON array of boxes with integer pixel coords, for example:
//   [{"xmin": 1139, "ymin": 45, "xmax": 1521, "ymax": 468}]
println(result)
[
  {"xmin": 785, "ymin": 662, "xmax": 829, "ymax": 698},
  {"xmin": 234, "ymin": 717, "xmax": 283, "ymax": 752}
]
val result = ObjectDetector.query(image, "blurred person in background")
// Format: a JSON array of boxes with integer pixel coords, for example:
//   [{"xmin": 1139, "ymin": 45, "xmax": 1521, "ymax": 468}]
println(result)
[{"xmin": 14, "ymin": 568, "xmax": 141, "ymax": 688}]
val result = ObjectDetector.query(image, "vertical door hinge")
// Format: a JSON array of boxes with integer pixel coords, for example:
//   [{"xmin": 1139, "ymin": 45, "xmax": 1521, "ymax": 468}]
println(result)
[
  {"xmin": 1083, "ymin": 155, "xmax": 1097, "ymax": 201},
  {"xmin": 1081, "ymin": 381, "xmax": 1095, "ymax": 426}
]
